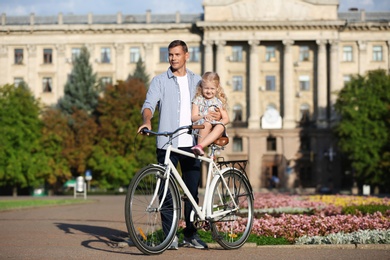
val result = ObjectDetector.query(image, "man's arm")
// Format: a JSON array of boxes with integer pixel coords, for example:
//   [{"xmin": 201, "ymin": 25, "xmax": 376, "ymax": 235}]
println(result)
[{"xmin": 138, "ymin": 108, "xmax": 153, "ymax": 133}]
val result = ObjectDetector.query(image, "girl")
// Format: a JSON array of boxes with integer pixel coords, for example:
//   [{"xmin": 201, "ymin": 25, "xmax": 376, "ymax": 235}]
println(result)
[{"xmin": 191, "ymin": 72, "xmax": 229, "ymax": 156}]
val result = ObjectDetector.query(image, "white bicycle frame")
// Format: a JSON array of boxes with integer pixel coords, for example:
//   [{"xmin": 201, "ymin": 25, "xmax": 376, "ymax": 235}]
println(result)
[{"xmin": 150, "ymin": 143, "xmax": 239, "ymax": 221}]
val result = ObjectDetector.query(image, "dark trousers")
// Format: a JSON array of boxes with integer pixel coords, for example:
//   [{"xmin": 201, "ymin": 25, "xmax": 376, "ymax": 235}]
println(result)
[{"xmin": 157, "ymin": 147, "xmax": 200, "ymax": 238}]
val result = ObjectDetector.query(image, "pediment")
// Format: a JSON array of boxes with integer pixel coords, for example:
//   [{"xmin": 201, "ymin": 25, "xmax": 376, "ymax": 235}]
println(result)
[{"xmin": 203, "ymin": 0, "xmax": 339, "ymax": 22}]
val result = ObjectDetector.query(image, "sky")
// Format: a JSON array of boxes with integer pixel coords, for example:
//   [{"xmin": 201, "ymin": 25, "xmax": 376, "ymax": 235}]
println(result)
[{"xmin": 0, "ymin": 0, "xmax": 389, "ymax": 16}]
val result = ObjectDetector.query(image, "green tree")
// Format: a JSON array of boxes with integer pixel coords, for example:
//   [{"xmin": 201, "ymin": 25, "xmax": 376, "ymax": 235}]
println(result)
[
  {"xmin": 58, "ymin": 46, "xmax": 99, "ymax": 115},
  {"xmin": 128, "ymin": 58, "xmax": 150, "ymax": 86},
  {"xmin": 40, "ymin": 108, "xmax": 73, "ymax": 193},
  {"xmin": 334, "ymin": 69, "xmax": 390, "ymax": 191},
  {"xmin": 63, "ymin": 109, "xmax": 98, "ymax": 177},
  {"xmin": 0, "ymin": 84, "xmax": 46, "ymax": 196},
  {"xmin": 88, "ymin": 79, "xmax": 156, "ymax": 189}
]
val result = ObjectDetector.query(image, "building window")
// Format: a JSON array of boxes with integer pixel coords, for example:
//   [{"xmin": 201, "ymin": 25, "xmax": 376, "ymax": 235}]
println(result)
[
  {"xmin": 233, "ymin": 137, "xmax": 243, "ymax": 152},
  {"xmin": 130, "ymin": 47, "xmax": 141, "ymax": 63},
  {"xmin": 300, "ymin": 103, "xmax": 310, "ymax": 123},
  {"xmin": 266, "ymin": 46, "xmax": 276, "ymax": 62},
  {"xmin": 189, "ymin": 46, "xmax": 200, "ymax": 62},
  {"xmin": 233, "ymin": 104, "xmax": 243, "ymax": 122},
  {"xmin": 343, "ymin": 75, "xmax": 351, "ymax": 84},
  {"xmin": 343, "ymin": 46, "xmax": 353, "ymax": 62},
  {"xmin": 232, "ymin": 76, "xmax": 243, "ymax": 91},
  {"xmin": 299, "ymin": 75, "xmax": 310, "ymax": 91},
  {"xmin": 101, "ymin": 47, "xmax": 111, "ymax": 63},
  {"xmin": 100, "ymin": 77, "xmax": 112, "ymax": 88},
  {"xmin": 299, "ymin": 46, "xmax": 309, "ymax": 61},
  {"xmin": 71, "ymin": 48, "xmax": 81, "ymax": 62},
  {"xmin": 231, "ymin": 46, "xmax": 243, "ymax": 62},
  {"xmin": 159, "ymin": 47, "xmax": 168, "ymax": 63},
  {"xmin": 14, "ymin": 49, "xmax": 23, "ymax": 64},
  {"xmin": 14, "ymin": 77, "xmax": 24, "ymax": 87},
  {"xmin": 43, "ymin": 48, "xmax": 53, "ymax": 64},
  {"xmin": 299, "ymin": 46, "xmax": 310, "ymax": 61},
  {"xmin": 373, "ymin": 45, "xmax": 383, "ymax": 61},
  {"xmin": 266, "ymin": 75, "xmax": 276, "ymax": 91},
  {"xmin": 300, "ymin": 134, "xmax": 311, "ymax": 151},
  {"xmin": 42, "ymin": 77, "xmax": 52, "ymax": 93},
  {"xmin": 266, "ymin": 136, "xmax": 277, "ymax": 151}
]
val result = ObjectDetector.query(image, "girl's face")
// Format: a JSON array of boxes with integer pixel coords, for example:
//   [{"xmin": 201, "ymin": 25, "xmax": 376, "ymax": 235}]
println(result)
[{"xmin": 201, "ymin": 81, "xmax": 217, "ymax": 99}]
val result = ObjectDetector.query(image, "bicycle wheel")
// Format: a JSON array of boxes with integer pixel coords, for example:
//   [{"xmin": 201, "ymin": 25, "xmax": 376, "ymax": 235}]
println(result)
[
  {"xmin": 209, "ymin": 168, "xmax": 254, "ymax": 249},
  {"xmin": 125, "ymin": 165, "xmax": 180, "ymax": 255}
]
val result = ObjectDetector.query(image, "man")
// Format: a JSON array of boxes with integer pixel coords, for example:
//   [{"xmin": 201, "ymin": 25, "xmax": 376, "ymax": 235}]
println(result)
[{"xmin": 138, "ymin": 40, "xmax": 218, "ymax": 249}]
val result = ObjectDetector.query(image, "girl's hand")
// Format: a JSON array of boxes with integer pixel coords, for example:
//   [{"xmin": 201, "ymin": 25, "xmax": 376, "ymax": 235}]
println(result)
[{"xmin": 208, "ymin": 109, "xmax": 222, "ymax": 121}]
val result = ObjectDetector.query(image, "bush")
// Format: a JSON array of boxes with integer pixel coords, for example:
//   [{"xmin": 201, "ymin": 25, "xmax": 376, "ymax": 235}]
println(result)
[{"xmin": 342, "ymin": 204, "xmax": 390, "ymax": 215}]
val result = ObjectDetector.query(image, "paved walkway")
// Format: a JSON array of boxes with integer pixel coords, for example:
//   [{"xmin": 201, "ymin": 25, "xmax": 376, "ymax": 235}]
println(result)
[{"xmin": 0, "ymin": 195, "xmax": 389, "ymax": 259}]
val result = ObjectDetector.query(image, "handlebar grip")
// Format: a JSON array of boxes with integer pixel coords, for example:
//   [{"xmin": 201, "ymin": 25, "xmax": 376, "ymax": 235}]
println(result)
[{"xmin": 141, "ymin": 127, "xmax": 149, "ymax": 134}]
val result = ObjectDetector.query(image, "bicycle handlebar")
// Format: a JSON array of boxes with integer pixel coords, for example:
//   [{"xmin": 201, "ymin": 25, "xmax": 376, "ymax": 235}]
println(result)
[{"xmin": 141, "ymin": 124, "xmax": 205, "ymax": 137}]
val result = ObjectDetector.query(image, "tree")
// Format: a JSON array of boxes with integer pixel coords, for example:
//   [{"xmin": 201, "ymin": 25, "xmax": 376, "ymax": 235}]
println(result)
[
  {"xmin": 334, "ymin": 69, "xmax": 390, "ymax": 191},
  {"xmin": 58, "ymin": 46, "xmax": 99, "ymax": 115},
  {"xmin": 88, "ymin": 79, "xmax": 156, "ymax": 189},
  {"xmin": 63, "ymin": 109, "xmax": 98, "ymax": 177},
  {"xmin": 0, "ymin": 83, "xmax": 45, "ymax": 196},
  {"xmin": 40, "ymin": 108, "xmax": 73, "ymax": 193},
  {"xmin": 128, "ymin": 58, "xmax": 150, "ymax": 86}
]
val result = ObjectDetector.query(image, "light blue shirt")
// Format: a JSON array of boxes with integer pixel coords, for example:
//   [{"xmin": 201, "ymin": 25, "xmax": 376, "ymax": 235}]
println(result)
[{"xmin": 141, "ymin": 67, "xmax": 201, "ymax": 149}]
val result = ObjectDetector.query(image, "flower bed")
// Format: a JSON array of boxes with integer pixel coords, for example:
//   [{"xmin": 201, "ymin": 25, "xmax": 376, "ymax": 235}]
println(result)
[
  {"xmin": 252, "ymin": 193, "xmax": 390, "ymax": 244},
  {"xmin": 179, "ymin": 193, "xmax": 390, "ymax": 244}
]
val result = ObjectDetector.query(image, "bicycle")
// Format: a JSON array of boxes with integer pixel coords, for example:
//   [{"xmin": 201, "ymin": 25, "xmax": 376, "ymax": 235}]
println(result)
[{"xmin": 125, "ymin": 124, "xmax": 254, "ymax": 255}]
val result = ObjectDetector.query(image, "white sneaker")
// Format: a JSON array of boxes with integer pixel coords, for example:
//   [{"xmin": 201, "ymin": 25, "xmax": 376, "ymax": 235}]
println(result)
[
  {"xmin": 168, "ymin": 235, "xmax": 179, "ymax": 250},
  {"xmin": 183, "ymin": 234, "xmax": 208, "ymax": 249}
]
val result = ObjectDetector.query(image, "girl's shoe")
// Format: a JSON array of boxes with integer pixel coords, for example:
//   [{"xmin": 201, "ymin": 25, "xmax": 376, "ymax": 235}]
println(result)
[{"xmin": 191, "ymin": 145, "xmax": 204, "ymax": 156}]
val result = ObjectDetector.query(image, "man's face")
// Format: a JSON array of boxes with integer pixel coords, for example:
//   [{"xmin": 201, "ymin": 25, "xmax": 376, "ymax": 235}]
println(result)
[{"xmin": 168, "ymin": 45, "xmax": 189, "ymax": 72}]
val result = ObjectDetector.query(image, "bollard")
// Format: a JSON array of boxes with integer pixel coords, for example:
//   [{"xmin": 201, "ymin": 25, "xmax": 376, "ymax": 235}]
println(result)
[{"xmin": 74, "ymin": 176, "xmax": 87, "ymax": 199}]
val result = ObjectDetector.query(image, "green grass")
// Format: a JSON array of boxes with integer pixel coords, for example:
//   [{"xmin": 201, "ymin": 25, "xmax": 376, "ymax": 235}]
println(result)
[
  {"xmin": 0, "ymin": 198, "xmax": 93, "ymax": 211},
  {"xmin": 187, "ymin": 229, "xmax": 290, "ymax": 246}
]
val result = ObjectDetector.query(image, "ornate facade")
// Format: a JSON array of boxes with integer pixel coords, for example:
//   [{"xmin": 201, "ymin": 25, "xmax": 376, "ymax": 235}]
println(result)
[{"xmin": 1, "ymin": 0, "xmax": 389, "ymax": 192}]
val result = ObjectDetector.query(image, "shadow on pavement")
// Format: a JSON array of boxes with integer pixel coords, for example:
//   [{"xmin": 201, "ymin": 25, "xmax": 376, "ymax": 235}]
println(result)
[{"xmin": 54, "ymin": 223, "xmax": 143, "ymax": 256}]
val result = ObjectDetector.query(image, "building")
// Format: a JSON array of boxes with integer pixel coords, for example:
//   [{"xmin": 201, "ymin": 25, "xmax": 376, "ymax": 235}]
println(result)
[{"xmin": 1, "ymin": 0, "xmax": 389, "ymax": 192}]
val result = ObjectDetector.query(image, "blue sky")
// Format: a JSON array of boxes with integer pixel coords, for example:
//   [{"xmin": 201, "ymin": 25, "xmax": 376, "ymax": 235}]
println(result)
[{"xmin": 0, "ymin": 0, "xmax": 389, "ymax": 16}]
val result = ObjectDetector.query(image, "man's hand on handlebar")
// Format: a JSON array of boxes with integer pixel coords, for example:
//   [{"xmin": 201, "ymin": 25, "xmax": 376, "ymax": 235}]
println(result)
[{"xmin": 138, "ymin": 123, "xmax": 151, "ymax": 135}]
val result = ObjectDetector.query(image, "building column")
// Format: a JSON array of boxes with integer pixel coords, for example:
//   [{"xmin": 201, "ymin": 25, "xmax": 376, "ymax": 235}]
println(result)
[
  {"xmin": 56, "ymin": 44, "xmax": 66, "ymax": 101},
  {"xmin": 248, "ymin": 40, "xmax": 260, "ymax": 129},
  {"xmin": 0, "ymin": 45, "xmax": 8, "ymax": 86},
  {"xmin": 357, "ymin": 40, "xmax": 367, "ymax": 75},
  {"xmin": 203, "ymin": 40, "xmax": 213, "ymax": 73},
  {"xmin": 316, "ymin": 40, "xmax": 328, "ymax": 128},
  {"xmin": 114, "ymin": 43, "xmax": 125, "ymax": 81},
  {"xmin": 215, "ymin": 40, "xmax": 226, "ymax": 84},
  {"xmin": 27, "ymin": 44, "xmax": 38, "ymax": 96},
  {"xmin": 387, "ymin": 41, "xmax": 390, "ymax": 73},
  {"xmin": 143, "ymin": 43, "xmax": 154, "ymax": 80},
  {"xmin": 329, "ymin": 40, "xmax": 339, "ymax": 122},
  {"xmin": 282, "ymin": 40, "xmax": 295, "ymax": 129}
]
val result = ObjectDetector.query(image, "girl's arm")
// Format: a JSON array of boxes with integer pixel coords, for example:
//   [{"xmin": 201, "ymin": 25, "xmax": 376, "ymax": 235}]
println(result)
[
  {"xmin": 219, "ymin": 108, "xmax": 230, "ymax": 125},
  {"xmin": 191, "ymin": 103, "xmax": 203, "ymax": 122}
]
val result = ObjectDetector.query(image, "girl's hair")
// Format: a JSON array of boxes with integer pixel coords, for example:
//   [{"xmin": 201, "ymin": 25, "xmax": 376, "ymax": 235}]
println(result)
[{"xmin": 195, "ymin": 71, "xmax": 228, "ymax": 109}]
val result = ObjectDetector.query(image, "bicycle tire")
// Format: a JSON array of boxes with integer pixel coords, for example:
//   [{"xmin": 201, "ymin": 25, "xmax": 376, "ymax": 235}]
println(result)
[
  {"xmin": 209, "ymin": 168, "xmax": 254, "ymax": 249},
  {"xmin": 125, "ymin": 165, "xmax": 180, "ymax": 255}
]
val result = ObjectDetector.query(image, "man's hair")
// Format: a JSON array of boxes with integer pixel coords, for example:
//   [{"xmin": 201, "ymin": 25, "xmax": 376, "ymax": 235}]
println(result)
[{"xmin": 168, "ymin": 40, "xmax": 188, "ymax": 53}]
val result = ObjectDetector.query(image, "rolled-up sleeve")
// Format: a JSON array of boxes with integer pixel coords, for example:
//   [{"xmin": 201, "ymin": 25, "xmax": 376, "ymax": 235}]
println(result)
[{"xmin": 141, "ymin": 77, "xmax": 161, "ymax": 115}]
